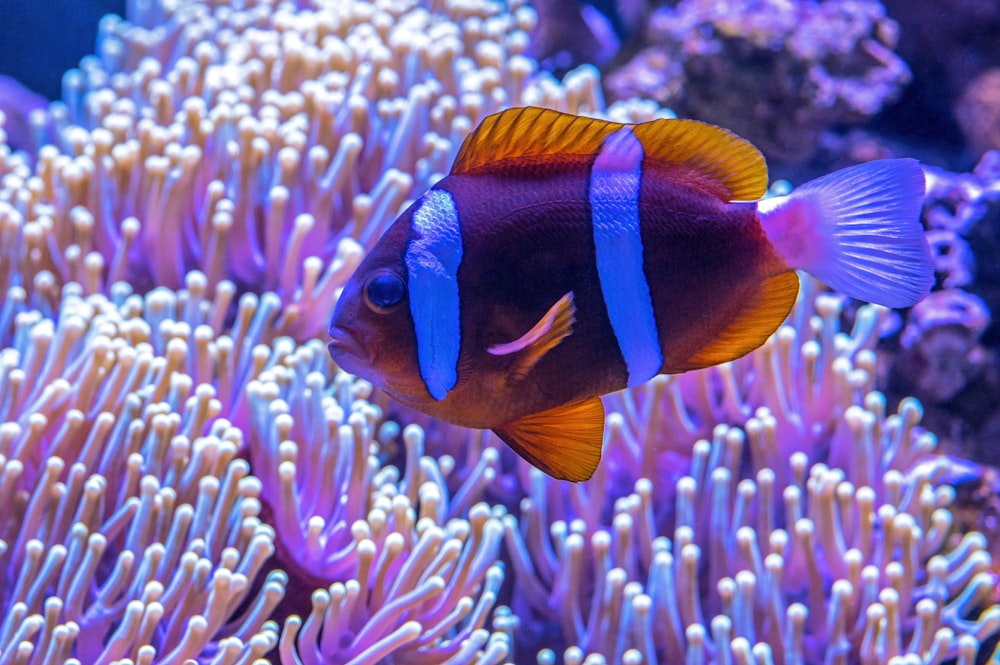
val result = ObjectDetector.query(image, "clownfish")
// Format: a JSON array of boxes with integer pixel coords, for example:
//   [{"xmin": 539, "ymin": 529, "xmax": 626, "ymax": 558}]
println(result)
[{"xmin": 328, "ymin": 107, "xmax": 933, "ymax": 482}]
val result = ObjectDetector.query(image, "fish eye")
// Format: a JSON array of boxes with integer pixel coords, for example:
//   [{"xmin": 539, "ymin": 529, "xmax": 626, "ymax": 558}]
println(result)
[{"xmin": 364, "ymin": 271, "xmax": 406, "ymax": 313}]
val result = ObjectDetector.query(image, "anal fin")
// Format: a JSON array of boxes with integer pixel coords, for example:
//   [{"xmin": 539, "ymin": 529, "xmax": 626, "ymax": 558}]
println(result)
[
  {"xmin": 493, "ymin": 396, "xmax": 605, "ymax": 482},
  {"xmin": 684, "ymin": 271, "xmax": 799, "ymax": 370},
  {"xmin": 487, "ymin": 292, "xmax": 576, "ymax": 381}
]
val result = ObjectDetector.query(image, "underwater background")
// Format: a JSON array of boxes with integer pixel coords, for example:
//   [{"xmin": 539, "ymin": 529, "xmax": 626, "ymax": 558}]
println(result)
[{"xmin": 1, "ymin": 0, "xmax": 999, "ymax": 663}]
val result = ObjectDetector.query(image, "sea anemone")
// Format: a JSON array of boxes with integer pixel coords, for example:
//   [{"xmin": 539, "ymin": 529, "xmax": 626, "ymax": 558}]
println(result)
[
  {"xmin": 0, "ymin": 286, "xmax": 284, "ymax": 663},
  {"xmin": 0, "ymin": 0, "xmax": 626, "ymax": 341},
  {"xmin": 1, "ymin": 0, "xmax": 999, "ymax": 663},
  {"xmin": 247, "ymin": 356, "xmax": 511, "ymax": 662},
  {"xmin": 0, "ymin": 0, "xmax": 588, "ymax": 659},
  {"xmin": 0, "ymin": 273, "xmax": 515, "ymax": 663},
  {"xmin": 501, "ymin": 282, "xmax": 1000, "ymax": 662}
]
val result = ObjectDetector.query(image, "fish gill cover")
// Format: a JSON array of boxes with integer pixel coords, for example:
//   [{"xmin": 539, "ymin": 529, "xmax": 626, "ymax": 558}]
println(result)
[{"xmin": 0, "ymin": 0, "xmax": 998, "ymax": 664}]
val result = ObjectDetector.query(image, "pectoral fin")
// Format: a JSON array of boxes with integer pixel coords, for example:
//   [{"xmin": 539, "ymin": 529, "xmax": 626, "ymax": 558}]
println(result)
[
  {"xmin": 487, "ymin": 292, "xmax": 576, "ymax": 381},
  {"xmin": 492, "ymin": 396, "xmax": 605, "ymax": 482}
]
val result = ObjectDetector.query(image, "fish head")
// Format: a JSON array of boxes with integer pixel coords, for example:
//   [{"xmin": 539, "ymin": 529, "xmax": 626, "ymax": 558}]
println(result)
[{"xmin": 328, "ymin": 215, "xmax": 429, "ymax": 402}]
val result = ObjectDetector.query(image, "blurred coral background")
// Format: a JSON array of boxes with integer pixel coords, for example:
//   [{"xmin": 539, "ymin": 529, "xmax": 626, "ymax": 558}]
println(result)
[{"xmin": 0, "ymin": 0, "xmax": 999, "ymax": 663}]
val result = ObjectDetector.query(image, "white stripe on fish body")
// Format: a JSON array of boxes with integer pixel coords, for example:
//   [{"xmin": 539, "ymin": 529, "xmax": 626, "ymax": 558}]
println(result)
[
  {"xmin": 406, "ymin": 188, "xmax": 463, "ymax": 400},
  {"xmin": 590, "ymin": 126, "xmax": 664, "ymax": 387}
]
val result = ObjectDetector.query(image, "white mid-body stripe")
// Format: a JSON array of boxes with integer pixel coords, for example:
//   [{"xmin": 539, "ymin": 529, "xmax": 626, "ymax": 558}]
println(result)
[
  {"xmin": 406, "ymin": 189, "xmax": 463, "ymax": 401},
  {"xmin": 590, "ymin": 126, "xmax": 663, "ymax": 386}
]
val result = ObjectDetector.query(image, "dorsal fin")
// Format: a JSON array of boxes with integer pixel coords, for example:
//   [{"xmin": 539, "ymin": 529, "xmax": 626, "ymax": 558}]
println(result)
[
  {"xmin": 631, "ymin": 118, "xmax": 767, "ymax": 200},
  {"xmin": 452, "ymin": 107, "xmax": 768, "ymax": 201},
  {"xmin": 452, "ymin": 107, "xmax": 623, "ymax": 175},
  {"xmin": 682, "ymin": 271, "xmax": 799, "ymax": 370}
]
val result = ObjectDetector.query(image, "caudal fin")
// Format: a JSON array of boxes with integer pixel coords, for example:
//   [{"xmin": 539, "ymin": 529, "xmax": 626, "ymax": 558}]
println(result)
[{"xmin": 758, "ymin": 158, "xmax": 933, "ymax": 308}]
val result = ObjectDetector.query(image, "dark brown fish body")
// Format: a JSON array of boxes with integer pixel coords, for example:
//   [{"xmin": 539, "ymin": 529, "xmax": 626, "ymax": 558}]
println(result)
[
  {"xmin": 430, "ymin": 169, "xmax": 783, "ymax": 428},
  {"xmin": 329, "ymin": 107, "xmax": 932, "ymax": 481}
]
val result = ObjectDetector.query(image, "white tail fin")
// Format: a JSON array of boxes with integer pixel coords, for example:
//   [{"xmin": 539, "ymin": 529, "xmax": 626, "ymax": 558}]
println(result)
[{"xmin": 757, "ymin": 158, "xmax": 933, "ymax": 308}]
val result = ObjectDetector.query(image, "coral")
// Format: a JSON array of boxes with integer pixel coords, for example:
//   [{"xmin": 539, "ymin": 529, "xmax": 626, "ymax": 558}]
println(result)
[
  {"xmin": 898, "ymin": 289, "xmax": 991, "ymax": 403},
  {"xmin": 955, "ymin": 68, "xmax": 1000, "ymax": 157},
  {"xmin": 893, "ymin": 152, "xmax": 1000, "ymax": 461},
  {"xmin": 606, "ymin": 0, "xmax": 911, "ymax": 162},
  {"xmin": 923, "ymin": 151, "xmax": 1000, "ymax": 236}
]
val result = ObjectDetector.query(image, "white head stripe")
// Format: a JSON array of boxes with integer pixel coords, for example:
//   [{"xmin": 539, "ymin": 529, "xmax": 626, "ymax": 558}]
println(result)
[
  {"xmin": 406, "ymin": 189, "xmax": 463, "ymax": 401},
  {"xmin": 591, "ymin": 126, "xmax": 663, "ymax": 386}
]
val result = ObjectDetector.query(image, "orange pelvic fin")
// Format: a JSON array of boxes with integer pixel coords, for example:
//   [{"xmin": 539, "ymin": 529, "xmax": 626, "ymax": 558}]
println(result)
[
  {"xmin": 493, "ymin": 396, "xmax": 605, "ymax": 482},
  {"xmin": 487, "ymin": 292, "xmax": 576, "ymax": 382}
]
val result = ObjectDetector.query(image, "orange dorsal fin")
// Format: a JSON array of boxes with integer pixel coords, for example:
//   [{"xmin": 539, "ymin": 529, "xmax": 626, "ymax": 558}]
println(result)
[
  {"xmin": 631, "ymin": 118, "xmax": 768, "ymax": 201},
  {"xmin": 487, "ymin": 292, "xmax": 576, "ymax": 381},
  {"xmin": 452, "ymin": 107, "xmax": 623, "ymax": 175},
  {"xmin": 452, "ymin": 107, "xmax": 768, "ymax": 201},
  {"xmin": 492, "ymin": 397, "xmax": 605, "ymax": 482},
  {"xmin": 683, "ymin": 271, "xmax": 799, "ymax": 370}
]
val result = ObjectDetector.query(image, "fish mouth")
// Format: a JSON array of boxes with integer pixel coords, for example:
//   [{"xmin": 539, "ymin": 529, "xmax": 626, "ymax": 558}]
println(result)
[{"xmin": 327, "ymin": 325, "xmax": 374, "ymax": 371}]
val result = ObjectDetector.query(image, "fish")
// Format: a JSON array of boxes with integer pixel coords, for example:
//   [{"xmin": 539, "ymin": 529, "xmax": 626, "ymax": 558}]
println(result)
[{"xmin": 328, "ymin": 107, "xmax": 933, "ymax": 482}]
